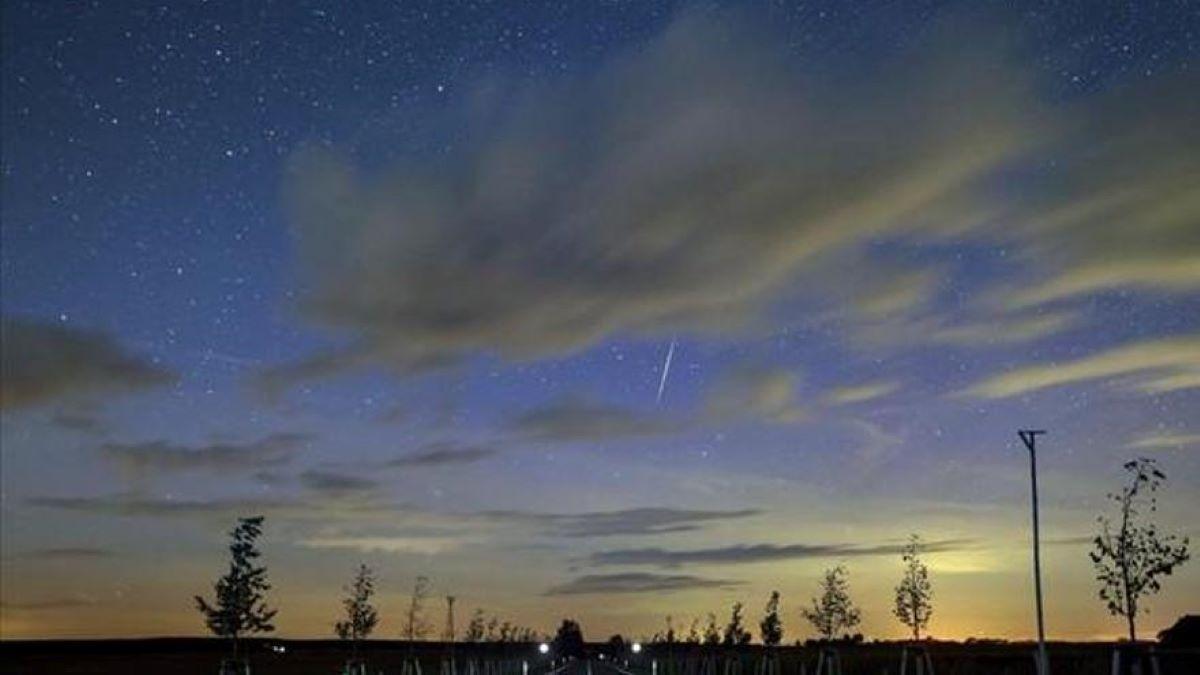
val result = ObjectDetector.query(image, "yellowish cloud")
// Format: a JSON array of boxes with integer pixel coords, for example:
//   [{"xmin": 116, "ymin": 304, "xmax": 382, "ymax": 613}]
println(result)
[
  {"xmin": 964, "ymin": 335, "xmax": 1200, "ymax": 398},
  {"xmin": 705, "ymin": 367, "xmax": 806, "ymax": 424},
  {"xmin": 1128, "ymin": 431, "xmax": 1200, "ymax": 451},
  {"xmin": 931, "ymin": 310, "xmax": 1080, "ymax": 346},
  {"xmin": 296, "ymin": 536, "xmax": 467, "ymax": 555},
  {"xmin": 1005, "ymin": 257, "xmax": 1200, "ymax": 310},
  {"xmin": 1133, "ymin": 369, "xmax": 1200, "ymax": 394},
  {"xmin": 827, "ymin": 380, "xmax": 900, "ymax": 405}
]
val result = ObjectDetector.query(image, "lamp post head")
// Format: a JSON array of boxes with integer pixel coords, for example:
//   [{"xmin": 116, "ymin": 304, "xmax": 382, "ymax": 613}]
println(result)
[{"xmin": 1018, "ymin": 429, "xmax": 1046, "ymax": 452}]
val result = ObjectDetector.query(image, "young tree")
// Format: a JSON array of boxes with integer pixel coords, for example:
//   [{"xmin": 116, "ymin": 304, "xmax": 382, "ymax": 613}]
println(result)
[
  {"xmin": 723, "ymin": 601, "xmax": 752, "ymax": 646},
  {"xmin": 401, "ymin": 576, "xmax": 432, "ymax": 642},
  {"xmin": 703, "ymin": 612, "xmax": 721, "ymax": 645},
  {"xmin": 759, "ymin": 591, "xmax": 783, "ymax": 647},
  {"xmin": 686, "ymin": 617, "xmax": 701, "ymax": 644},
  {"xmin": 893, "ymin": 534, "xmax": 933, "ymax": 640},
  {"xmin": 443, "ymin": 595, "xmax": 457, "ymax": 642},
  {"xmin": 194, "ymin": 516, "xmax": 277, "ymax": 665},
  {"xmin": 465, "ymin": 608, "xmax": 486, "ymax": 642},
  {"xmin": 801, "ymin": 566, "xmax": 861, "ymax": 641},
  {"xmin": 335, "ymin": 564, "xmax": 379, "ymax": 662},
  {"xmin": 1090, "ymin": 458, "xmax": 1191, "ymax": 641},
  {"xmin": 552, "ymin": 619, "xmax": 586, "ymax": 658},
  {"xmin": 664, "ymin": 615, "xmax": 677, "ymax": 644}
]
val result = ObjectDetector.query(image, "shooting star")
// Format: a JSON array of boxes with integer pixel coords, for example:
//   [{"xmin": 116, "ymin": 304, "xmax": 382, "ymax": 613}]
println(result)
[{"xmin": 655, "ymin": 338, "xmax": 677, "ymax": 405}]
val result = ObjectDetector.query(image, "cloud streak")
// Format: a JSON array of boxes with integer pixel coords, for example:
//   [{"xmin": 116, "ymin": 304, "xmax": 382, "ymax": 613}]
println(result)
[
  {"xmin": 544, "ymin": 572, "xmax": 741, "ymax": 596},
  {"xmin": 264, "ymin": 10, "xmax": 1041, "ymax": 389},
  {"xmin": 826, "ymin": 380, "xmax": 899, "ymax": 405},
  {"xmin": 1, "ymin": 318, "xmax": 174, "ymax": 409},
  {"xmin": 586, "ymin": 538, "xmax": 976, "ymax": 568},
  {"xmin": 1127, "ymin": 432, "xmax": 1200, "ymax": 451},
  {"xmin": 299, "ymin": 470, "xmax": 379, "ymax": 496},
  {"xmin": 386, "ymin": 442, "xmax": 498, "ymax": 467},
  {"xmin": 5, "ymin": 547, "xmax": 113, "ymax": 561},
  {"xmin": 964, "ymin": 334, "xmax": 1200, "ymax": 398},
  {"xmin": 101, "ymin": 432, "xmax": 313, "ymax": 476},
  {"xmin": 508, "ymin": 397, "xmax": 677, "ymax": 442}
]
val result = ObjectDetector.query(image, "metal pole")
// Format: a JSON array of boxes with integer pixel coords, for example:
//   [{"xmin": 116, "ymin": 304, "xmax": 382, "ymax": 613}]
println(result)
[{"xmin": 1018, "ymin": 430, "xmax": 1049, "ymax": 675}]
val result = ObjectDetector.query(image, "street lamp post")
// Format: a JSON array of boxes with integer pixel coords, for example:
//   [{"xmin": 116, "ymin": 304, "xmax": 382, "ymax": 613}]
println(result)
[{"xmin": 1018, "ymin": 429, "xmax": 1049, "ymax": 675}]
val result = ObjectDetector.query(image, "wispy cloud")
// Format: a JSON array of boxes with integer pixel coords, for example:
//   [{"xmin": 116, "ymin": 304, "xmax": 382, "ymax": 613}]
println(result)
[
  {"xmin": 1128, "ymin": 431, "xmax": 1200, "ymax": 451},
  {"xmin": 1132, "ymin": 370, "xmax": 1200, "ymax": 394},
  {"xmin": 25, "ymin": 493, "xmax": 303, "ymax": 519},
  {"xmin": 508, "ymin": 397, "xmax": 677, "ymax": 442},
  {"xmin": 1, "ymin": 317, "xmax": 174, "ymax": 410},
  {"xmin": 386, "ymin": 442, "xmax": 497, "ymax": 467},
  {"xmin": 586, "ymin": 538, "xmax": 976, "ymax": 568},
  {"xmin": 826, "ymin": 380, "xmax": 899, "ymax": 405},
  {"xmin": 478, "ymin": 507, "xmax": 761, "ymax": 538},
  {"xmin": 5, "ymin": 547, "xmax": 113, "ymax": 561},
  {"xmin": 299, "ymin": 470, "xmax": 378, "ymax": 497},
  {"xmin": 964, "ymin": 334, "xmax": 1200, "ymax": 398},
  {"xmin": 261, "ymin": 10, "xmax": 1043, "ymax": 391},
  {"xmin": 101, "ymin": 432, "xmax": 312, "ymax": 476},
  {"xmin": 545, "ymin": 572, "xmax": 742, "ymax": 596},
  {"xmin": 22, "ymin": 491, "xmax": 753, "ymax": 544},
  {"xmin": 296, "ymin": 536, "xmax": 464, "ymax": 555},
  {"xmin": 705, "ymin": 366, "xmax": 804, "ymax": 424},
  {"xmin": 930, "ymin": 311, "xmax": 1081, "ymax": 347},
  {"xmin": 559, "ymin": 507, "xmax": 760, "ymax": 538},
  {"xmin": 50, "ymin": 410, "xmax": 108, "ymax": 433}
]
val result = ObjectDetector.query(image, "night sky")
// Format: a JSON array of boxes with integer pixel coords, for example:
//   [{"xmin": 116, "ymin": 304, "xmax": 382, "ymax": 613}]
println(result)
[{"xmin": 2, "ymin": 0, "xmax": 1198, "ymax": 641}]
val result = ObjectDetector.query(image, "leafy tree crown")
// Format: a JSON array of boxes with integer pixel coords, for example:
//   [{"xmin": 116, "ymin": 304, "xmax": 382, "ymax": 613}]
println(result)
[
  {"xmin": 1090, "ymin": 458, "xmax": 1190, "ymax": 641},
  {"xmin": 893, "ymin": 534, "xmax": 934, "ymax": 640},
  {"xmin": 801, "ymin": 566, "xmax": 861, "ymax": 641},
  {"xmin": 335, "ymin": 564, "xmax": 379, "ymax": 643},
  {"xmin": 194, "ymin": 516, "xmax": 277, "ymax": 643}
]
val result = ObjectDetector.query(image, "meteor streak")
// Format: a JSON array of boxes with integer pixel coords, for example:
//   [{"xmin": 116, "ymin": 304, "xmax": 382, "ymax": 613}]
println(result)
[{"xmin": 656, "ymin": 338, "xmax": 677, "ymax": 405}]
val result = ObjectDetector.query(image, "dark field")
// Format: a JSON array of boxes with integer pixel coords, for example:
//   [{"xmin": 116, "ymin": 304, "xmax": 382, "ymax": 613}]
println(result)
[{"xmin": 3, "ymin": 640, "xmax": 1198, "ymax": 675}]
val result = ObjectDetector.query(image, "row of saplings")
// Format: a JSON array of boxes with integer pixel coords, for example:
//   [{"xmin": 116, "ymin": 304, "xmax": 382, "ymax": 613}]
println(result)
[{"xmin": 196, "ymin": 458, "xmax": 1190, "ymax": 674}]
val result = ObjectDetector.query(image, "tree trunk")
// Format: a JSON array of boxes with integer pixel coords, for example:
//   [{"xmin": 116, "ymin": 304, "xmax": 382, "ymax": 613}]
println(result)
[{"xmin": 1119, "ymin": 489, "xmax": 1136, "ymax": 643}]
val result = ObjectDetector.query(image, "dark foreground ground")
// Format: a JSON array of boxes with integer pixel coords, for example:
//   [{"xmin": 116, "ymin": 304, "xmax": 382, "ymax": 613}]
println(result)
[{"xmin": 2, "ymin": 639, "xmax": 1198, "ymax": 675}]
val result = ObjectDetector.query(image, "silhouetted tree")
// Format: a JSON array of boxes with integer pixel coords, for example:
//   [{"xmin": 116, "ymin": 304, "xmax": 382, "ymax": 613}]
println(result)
[
  {"xmin": 401, "ymin": 576, "xmax": 432, "ymax": 642},
  {"xmin": 685, "ymin": 617, "xmax": 701, "ymax": 644},
  {"xmin": 465, "ymin": 608, "xmax": 486, "ymax": 642},
  {"xmin": 194, "ymin": 516, "xmax": 277, "ymax": 666},
  {"xmin": 893, "ymin": 534, "xmax": 933, "ymax": 640},
  {"xmin": 1090, "ymin": 458, "xmax": 1191, "ymax": 642},
  {"xmin": 703, "ymin": 612, "xmax": 721, "ymax": 645},
  {"xmin": 443, "ymin": 595, "xmax": 457, "ymax": 642},
  {"xmin": 664, "ymin": 615, "xmax": 677, "ymax": 644},
  {"xmin": 759, "ymin": 591, "xmax": 783, "ymax": 647},
  {"xmin": 335, "ymin": 564, "xmax": 379, "ymax": 662},
  {"xmin": 552, "ymin": 619, "xmax": 586, "ymax": 658},
  {"xmin": 606, "ymin": 634, "xmax": 627, "ymax": 657},
  {"xmin": 723, "ymin": 601, "xmax": 752, "ymax": 646},
  {"xmin": 801, "ymin": 566, "xmax": 860, "ymax": 641}
]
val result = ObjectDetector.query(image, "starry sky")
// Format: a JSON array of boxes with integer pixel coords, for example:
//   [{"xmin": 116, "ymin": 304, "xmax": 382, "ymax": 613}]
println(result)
[{"xmin": 1, "ymin": 0, "xmax": 1198, "ymax": 642}]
